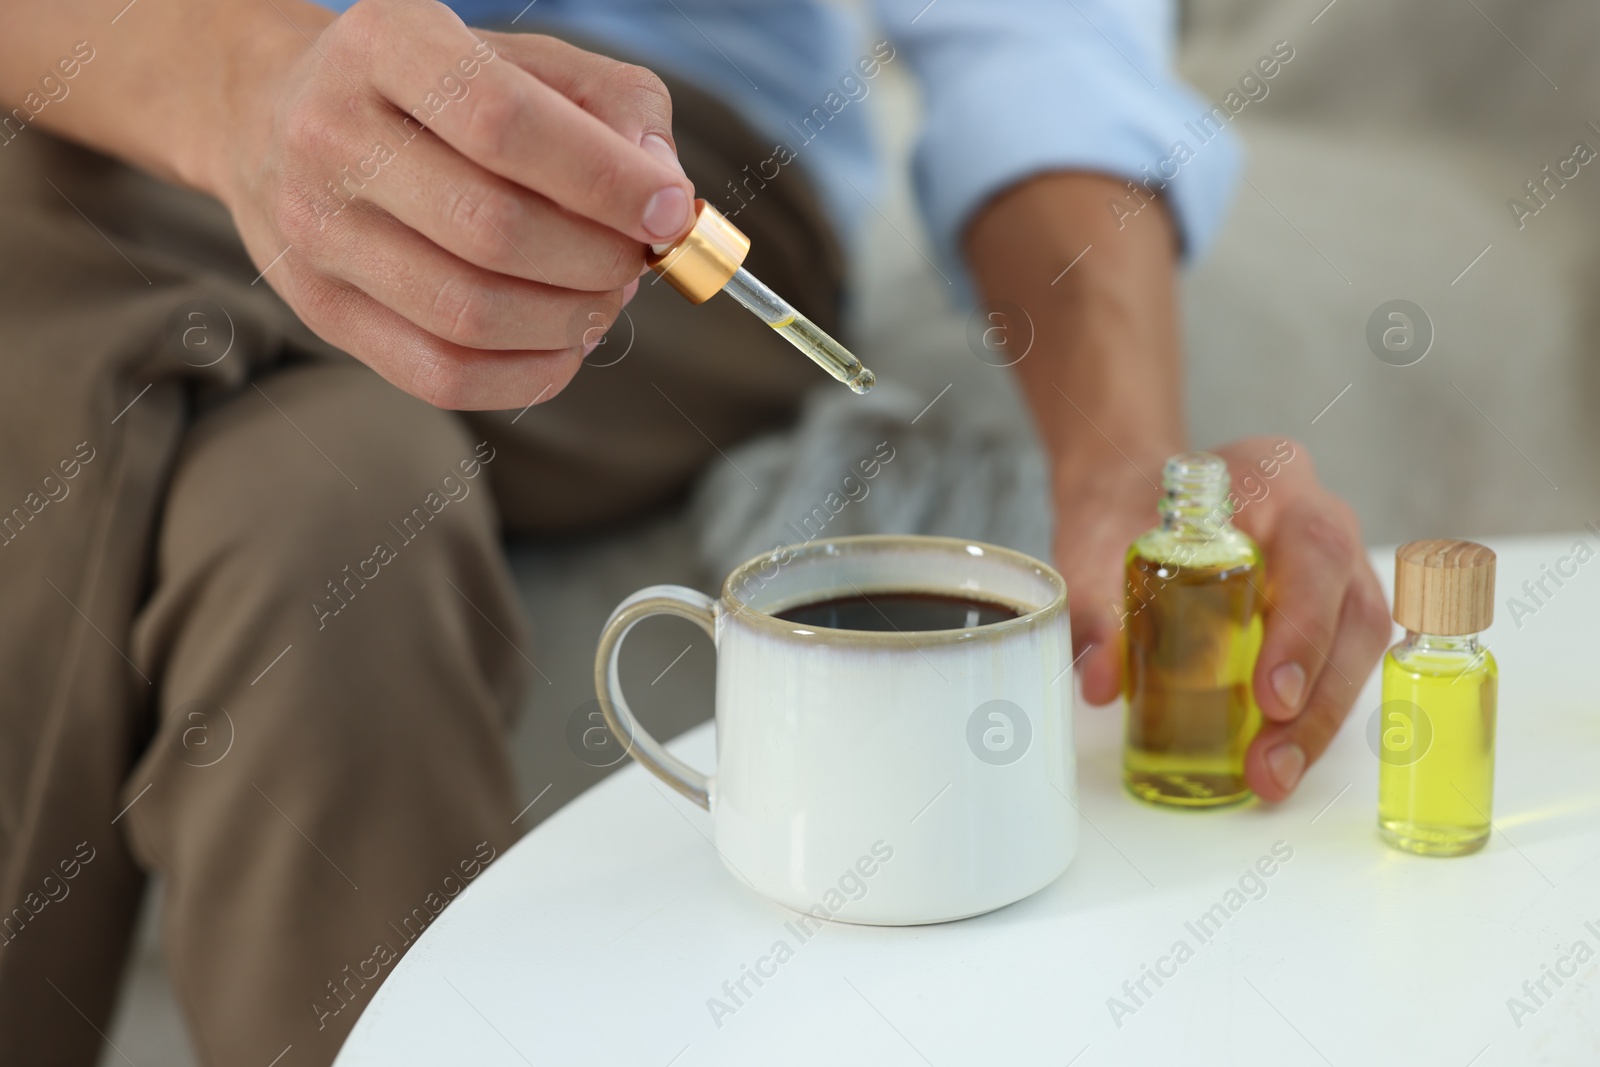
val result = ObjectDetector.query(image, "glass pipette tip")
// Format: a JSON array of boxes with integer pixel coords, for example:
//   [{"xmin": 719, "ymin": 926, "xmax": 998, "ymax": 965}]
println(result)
[{"xmin": 721, "ymin": 267, "xmax": 875, "ymax": 394}]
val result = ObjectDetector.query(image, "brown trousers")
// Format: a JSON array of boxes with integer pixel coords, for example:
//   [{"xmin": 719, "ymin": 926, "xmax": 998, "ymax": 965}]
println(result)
[{"xmin": 0, "ymin": 40, "xmax": 840, "ymax": 1067}]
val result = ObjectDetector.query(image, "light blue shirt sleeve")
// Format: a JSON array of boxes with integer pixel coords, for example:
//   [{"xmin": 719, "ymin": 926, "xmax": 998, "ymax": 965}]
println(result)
[
  {"xmin": 873, "ymin": 0, "xmax": 1239, "ymax": 267},
  {"xmin": 309, "ymin": 0, "xmax": 1234, "ymax": 276}
]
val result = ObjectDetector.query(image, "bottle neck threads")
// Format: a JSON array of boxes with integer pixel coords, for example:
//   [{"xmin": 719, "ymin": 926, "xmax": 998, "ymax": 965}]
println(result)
[
  {"xmin": 1159, "ymin": 451, "xmax": 1233, "ymax": 537},
  {"xmin": 1404, "ymin": 631, "xmax": 1482, "ymax": 654}
]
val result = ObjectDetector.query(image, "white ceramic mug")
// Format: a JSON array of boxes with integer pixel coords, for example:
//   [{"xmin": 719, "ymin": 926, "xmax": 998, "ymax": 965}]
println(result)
[{"xmin": 594, "ymin": 534, "xmax": 1077, "ymax": 925}]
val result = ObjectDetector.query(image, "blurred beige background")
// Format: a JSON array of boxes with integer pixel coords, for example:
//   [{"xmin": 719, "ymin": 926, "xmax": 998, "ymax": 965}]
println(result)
[
  {"xmin": 102, "ymin": 1, "xmax": 1599, "ymax": 1061},
  {"xmin": 1180, "ymin": 0, "xmax": 1600, "ymax": 537}
]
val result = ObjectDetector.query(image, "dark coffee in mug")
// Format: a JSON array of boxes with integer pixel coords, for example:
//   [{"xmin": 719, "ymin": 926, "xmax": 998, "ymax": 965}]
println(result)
[{"xmin": 776, "ymin": 591, "xmax": 1022, "ymax": 632}]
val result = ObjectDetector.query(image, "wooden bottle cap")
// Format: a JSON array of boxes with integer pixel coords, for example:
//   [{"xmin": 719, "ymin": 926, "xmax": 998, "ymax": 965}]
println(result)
[{"xmin": 1393, "ymin": 539, "xmax": 1496, "ymax": 635}]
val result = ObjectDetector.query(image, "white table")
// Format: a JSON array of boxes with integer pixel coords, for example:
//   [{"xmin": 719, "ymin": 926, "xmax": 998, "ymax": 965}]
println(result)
[{"xmin": 336, "ymin": 536, "xmax": 1600, "ymax": 1067}]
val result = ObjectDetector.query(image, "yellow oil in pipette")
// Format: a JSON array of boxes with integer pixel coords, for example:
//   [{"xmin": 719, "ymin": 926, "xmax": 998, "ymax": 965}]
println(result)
[{"xmin": 723, "ymin": 267, "xmax": 875, "ymax": 394}]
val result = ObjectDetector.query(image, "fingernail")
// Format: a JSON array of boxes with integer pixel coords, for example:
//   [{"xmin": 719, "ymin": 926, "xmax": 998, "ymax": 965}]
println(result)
[
  {"xmin": 620, "ymin": 278, "xmax": 639, "ymax": 307},
  {"xmin": 640, "ymin": 132, "xmax": 685, "ymax": 175},
  {"xmin": 1266, "ymin": 743, "xmax": 1306, "ymax": 793},
  {"xmin": 1271, "ymin": 662, "xmax": 1306, "ymax": 712},
  {"xmin": 642, "ymin": 185, "xmax": 690, "ymax": 240}
]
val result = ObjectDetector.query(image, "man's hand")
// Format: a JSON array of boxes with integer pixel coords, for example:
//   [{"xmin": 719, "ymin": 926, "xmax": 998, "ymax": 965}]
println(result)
[
  {"xmin": 1, "ymin": 0, "xmax": 694, "ymax": 409},
  {"xmin": 212, "ymin": 0, "xmax": 695, "ymax": 409},
  {"xmin": 967, "ymin": 172, "xmax": 1390, "ymax": 800},
  {"xmin": 1054, "ymin": 437, "xmax": 1391, "ymax": 801}
]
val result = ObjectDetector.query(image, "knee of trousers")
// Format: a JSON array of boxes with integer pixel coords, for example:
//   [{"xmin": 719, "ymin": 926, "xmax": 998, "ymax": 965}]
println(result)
[{"xmin": 126, "ymin": 362, "xmax": 528, "ymax": 846}]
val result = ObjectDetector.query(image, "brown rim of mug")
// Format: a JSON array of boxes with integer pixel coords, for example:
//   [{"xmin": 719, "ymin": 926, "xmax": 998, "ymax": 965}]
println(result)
[{"xmin": 718, "ymin": 534, "xmax": 1068, "ymax": 645}]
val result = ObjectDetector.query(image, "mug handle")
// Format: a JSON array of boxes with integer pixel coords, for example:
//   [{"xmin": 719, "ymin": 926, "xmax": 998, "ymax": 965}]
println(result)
[{"xmin": 594, "ymin": 585, "xmax": 717, "ymax": 811}]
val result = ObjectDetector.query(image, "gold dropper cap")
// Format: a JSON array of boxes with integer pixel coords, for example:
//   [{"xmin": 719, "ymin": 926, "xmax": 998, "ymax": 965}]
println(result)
[
  {"xmin": 646, "ymin": 199, "xmax": 750, "ymax": 304},
  {"xmin": 1393, "ymin": 539, "xmax": 1496, "ymax": 635}
]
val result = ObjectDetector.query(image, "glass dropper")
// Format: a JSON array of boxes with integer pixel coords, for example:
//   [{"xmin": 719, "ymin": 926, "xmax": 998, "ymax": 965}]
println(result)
[{"xmin": 647, "ymin": 200, "xmax": 876, "ymax": 394}]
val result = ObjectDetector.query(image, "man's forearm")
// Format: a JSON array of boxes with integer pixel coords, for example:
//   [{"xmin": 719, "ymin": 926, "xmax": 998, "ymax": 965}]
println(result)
[
  {"xmin": 0, "ymin": 0, "xmax": 327, "ymax": 195},
  {"xmin": 965, "ymin": 172, "xmax": 1187, "ymax": 478}
]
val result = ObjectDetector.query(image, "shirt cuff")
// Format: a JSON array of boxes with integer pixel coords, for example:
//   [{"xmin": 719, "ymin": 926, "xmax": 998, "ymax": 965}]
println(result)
[{"xmin": 911, "ymin": 42, "xmax": 1240, "ymax": 278}]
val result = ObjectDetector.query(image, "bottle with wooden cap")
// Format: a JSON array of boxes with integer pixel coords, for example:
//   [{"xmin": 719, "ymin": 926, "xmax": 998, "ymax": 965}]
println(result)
[{"xmin": 1378, "ymin": 539, "xmax": 1498, "ymax": 856}]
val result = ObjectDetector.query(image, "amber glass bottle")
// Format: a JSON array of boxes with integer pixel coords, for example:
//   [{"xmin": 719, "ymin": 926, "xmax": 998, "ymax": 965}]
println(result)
[{"xmin": 1124, "ymin": 452, "xmax": 1264, "ymax": 808}]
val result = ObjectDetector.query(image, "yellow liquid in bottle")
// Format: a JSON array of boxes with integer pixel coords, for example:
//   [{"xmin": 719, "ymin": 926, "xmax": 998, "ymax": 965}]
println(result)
[
  {"xmin": 1123, "ymin": 553, "xmax": 1265, "ymax": 807},
  {"xmin": 1378, "ymin": 640, "xmax": 1497, "ymax": 855}
]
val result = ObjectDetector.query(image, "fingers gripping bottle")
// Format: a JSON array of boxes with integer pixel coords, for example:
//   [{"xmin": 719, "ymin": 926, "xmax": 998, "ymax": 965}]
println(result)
[
  {"xmin": 1123, "ymin": 452, "xmax": 1265, "ymax": 808},
  {"xmin": 1378, "ymin": 539, "xmax": 1498, "ymax": 856}
]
